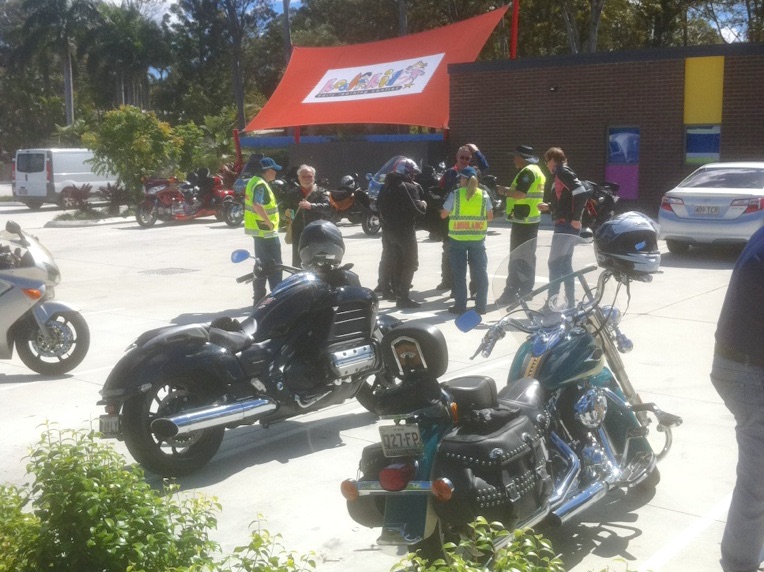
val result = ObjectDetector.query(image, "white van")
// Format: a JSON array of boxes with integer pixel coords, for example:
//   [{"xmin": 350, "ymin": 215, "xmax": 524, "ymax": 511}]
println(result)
[{"xmin": 12, "ymin": 148, "xmax": 118, "ymax": 209}]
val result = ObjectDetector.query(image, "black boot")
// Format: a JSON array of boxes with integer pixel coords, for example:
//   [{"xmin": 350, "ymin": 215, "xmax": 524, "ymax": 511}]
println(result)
[{"xmin": 396, "ymin": 297, "xmax": 421, "ymax": 309}]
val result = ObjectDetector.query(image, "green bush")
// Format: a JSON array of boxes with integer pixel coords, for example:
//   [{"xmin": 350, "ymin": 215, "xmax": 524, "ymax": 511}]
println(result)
[
  {"xmin": 393, "ymin": 517, "xmax": 566, "ymax": 572},
  {"xmin": 0, "ymin": 426, "xmax": 315, "ymax": 572}
]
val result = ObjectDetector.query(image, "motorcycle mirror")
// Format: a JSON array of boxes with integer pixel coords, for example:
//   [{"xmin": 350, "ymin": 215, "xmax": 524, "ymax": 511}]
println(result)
[
  {"xmin": 455, "ymin": 309, "xmax": 482, "ymax": 332},
  {"xmin": 230, "ymin": 249, "xmax": 251, "ymax": 263},
  {"xmin": 6, "ymin": 221, "xmax": 21, "ymax": 235},
  {"xmin": 366, "ymin": 173, "xmax": 373, "ymax": 182}
]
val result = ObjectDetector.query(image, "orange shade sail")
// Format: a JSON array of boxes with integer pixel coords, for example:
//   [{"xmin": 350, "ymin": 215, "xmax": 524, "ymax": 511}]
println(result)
[{"xmin": 245, "ymin": 6, "xmax": 509, "ymax": 132}]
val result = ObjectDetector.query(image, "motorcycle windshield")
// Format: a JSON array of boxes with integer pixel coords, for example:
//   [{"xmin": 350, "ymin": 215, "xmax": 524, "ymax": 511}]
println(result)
[{"xmin": 0, "ymin": 227, "xmax": 59, "ymax": 285}]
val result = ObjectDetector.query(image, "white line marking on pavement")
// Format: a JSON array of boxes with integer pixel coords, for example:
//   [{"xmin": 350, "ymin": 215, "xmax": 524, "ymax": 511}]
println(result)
[
  {"xmin": 81, "ymin": 308, "xmax": 125, "ymax": 316},
  {"xmin": 637, "ymin": 493, "xmax": 731, "ymax": 571}
]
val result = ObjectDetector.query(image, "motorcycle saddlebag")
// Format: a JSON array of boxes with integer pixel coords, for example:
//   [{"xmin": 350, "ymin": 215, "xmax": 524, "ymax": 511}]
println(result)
[{"xmin": 431, "ymin": 413, "xmax": 552, "ymax": 528}]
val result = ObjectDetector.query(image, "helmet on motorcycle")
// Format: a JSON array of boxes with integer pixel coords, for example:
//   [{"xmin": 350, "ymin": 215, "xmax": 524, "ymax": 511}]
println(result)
[
  {"xmin": 392, "ymin": 157, "xmax": 421, "ymax": 180},
  {"xmin": 340, "ymin": 175, "xmax": 357, "ymax": 192},
  {"xmin": 299, "ymin": 220, "xmax": 345, "ymax": 270},
  {"xmin": 593, "ymin": 211, "xmax": 661, "ymax": 277}
]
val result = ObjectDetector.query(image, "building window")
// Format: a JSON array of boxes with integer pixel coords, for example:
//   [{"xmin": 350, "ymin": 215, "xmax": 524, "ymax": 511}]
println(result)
[{"xmin": 685, "ymin": 125, "xmax": 721, "ymax": 164}]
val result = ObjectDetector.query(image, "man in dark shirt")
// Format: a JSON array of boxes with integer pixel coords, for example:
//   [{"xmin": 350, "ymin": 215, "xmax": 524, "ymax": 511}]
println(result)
[
  {"xmin": 711, "ymin": 225, "xmax": 764, "ymax": 572},
  {"xmin": 377, "ymin": 158, "xmax": 427, "ymax": 309}
]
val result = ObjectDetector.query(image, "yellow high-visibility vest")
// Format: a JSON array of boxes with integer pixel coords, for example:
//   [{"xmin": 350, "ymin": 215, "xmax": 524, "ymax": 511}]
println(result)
[
  {"xmin": 448, "ymin": 187, "xmax": 488, "ymax": 241},
  {"xmin": 244, "ymin": 176, "xmax": 280, "ymax": 238},
  {"xmin": 505, "ymin": 164, "xmax": 545, "ymax": 224}
]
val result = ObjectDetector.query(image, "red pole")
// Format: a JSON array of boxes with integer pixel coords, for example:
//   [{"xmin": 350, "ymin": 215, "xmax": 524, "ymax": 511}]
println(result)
[
  {"xmin": 295, "ymin": 126, "xmax": 301, "ymax": 144},
  {"xmin": 510, "ymin": 0, "xmax": 520, "ymax": 60}
]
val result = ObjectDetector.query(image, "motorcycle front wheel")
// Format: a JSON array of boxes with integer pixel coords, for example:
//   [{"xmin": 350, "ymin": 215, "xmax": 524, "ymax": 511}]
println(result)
[
  {"xmin": 15, "ymin": 311, "xmax": 90, "ymax": 375},
  {"xmin": 361, "ymin": 214, "xmax": 381, "ymax": 235},
  {"xmin": 122, "ymin": 376, "xmax": 225, "ymax": 476},
  {"xmin": 136, "ymin": 202, "xmax": 158, "ymax": 227},
  {"xmin": 223, "ymin": 201, "xmax": 244, "ymax": 227}
]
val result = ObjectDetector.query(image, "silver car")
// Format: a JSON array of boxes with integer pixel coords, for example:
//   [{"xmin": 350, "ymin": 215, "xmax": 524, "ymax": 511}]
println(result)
[{"xmin": 658, "ymin": 162, "xmax": 764, "ymax": 254}]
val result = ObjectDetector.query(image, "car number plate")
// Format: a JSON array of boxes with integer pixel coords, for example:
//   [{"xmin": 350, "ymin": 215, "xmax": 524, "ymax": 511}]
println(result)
[
  {"xmin": 694, "ymin": 205, "xmax": 719, "ymax": 215},
  {"xmin": 99, "ymin": 414, "xmax": 120, "ymax": 437},
  {"xmin": 379, "ymin": 424, "xmax": 423, "ymax": 457}
]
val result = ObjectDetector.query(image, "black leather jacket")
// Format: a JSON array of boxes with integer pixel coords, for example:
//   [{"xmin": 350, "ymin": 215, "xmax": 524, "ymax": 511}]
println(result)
[{"xmin": 544, "ymin": 164, "xmax": 588, "ymax": 223}]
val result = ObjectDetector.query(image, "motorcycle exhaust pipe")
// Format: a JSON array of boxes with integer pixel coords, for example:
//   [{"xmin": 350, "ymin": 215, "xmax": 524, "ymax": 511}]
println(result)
[
  {"xmin": 151, "ymin": 397, "xmax": 278, "ymax": 438},
  {"xmin": 548, "ymin": 480, "xmax": 609, "ymax": 527}
]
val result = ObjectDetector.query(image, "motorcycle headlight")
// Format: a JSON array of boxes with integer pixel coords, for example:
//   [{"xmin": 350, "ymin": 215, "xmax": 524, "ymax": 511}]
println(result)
[{"xmin": 574, "ymin": 388, "xmax": 608, "ymax": 429}]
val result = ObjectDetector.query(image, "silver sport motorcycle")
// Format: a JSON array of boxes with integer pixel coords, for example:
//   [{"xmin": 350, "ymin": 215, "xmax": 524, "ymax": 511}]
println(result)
[{"xmin": 0, "ymin": 221, "xmax": 89, "ymax": 374}]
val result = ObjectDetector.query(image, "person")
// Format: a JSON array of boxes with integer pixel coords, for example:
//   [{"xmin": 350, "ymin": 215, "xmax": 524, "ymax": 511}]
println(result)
[
  {"xmin": 440, "ymin": 166, "xmax": 493, "ymax": 315},
  {"xmin": 710, "ymin": 224, "xmax": 764, "ymax": 572},
  {"xmin": 244, "ymin": 156, "xmax": 283, "ymax": 304},
  {"xmin": 376, "ymin": 157, "xmax": 427, "ymax": 309},
  {"xmin": 538, "ymin": 147, "xmax": 588, "ymax": 310},
  {"xmin": 436, "ymin": 143, "xmax": 489, "ymax": 292},
  {"xmin": 283, "ymin": 164, "xmax": 331, "ymax": 267},
  {"xmin": 496, "ymin": 145, "xmax": 546, "ymax": 306}
]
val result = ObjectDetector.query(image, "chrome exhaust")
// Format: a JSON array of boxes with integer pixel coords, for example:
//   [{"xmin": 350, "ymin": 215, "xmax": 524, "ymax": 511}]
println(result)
[
  {"xmin": 548, "ymin": 480, "xmax": 609, "ymax": 527},
  {"xmin": 151, "ymin": 397, "xmax": 278, "ymax": 438}
]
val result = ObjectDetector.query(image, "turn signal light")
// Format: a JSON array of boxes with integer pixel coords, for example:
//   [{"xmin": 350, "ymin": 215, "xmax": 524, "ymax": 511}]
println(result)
[
  {"xmin": 340, "ymin": 479, "xmax": 359, "ymax": 502},
  {"xmin": 450, "ymin": 402, "xmax": 459, "ymax": 424},
  {"xmin": 379, "ymin": 462, "xmax": 416, "ymax": 492},
  {"xmin": 22, "ymin": 288, "xmax": 43, "ymax": 300},
  {"xmin": 660, "ymin": 196, "xmax": 683, "ymax": 211},
  {"xmin": 431, "ymin": 478, "xmax": 454, "ymax": 502},
  {"xmin": 731, "ymin": 197, "xmax": 763, "ymax": 214}
]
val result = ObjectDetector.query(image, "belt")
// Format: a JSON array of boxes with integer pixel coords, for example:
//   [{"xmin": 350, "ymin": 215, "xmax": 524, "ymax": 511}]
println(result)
[{"xmin": 714, "ymin": 343, "xmax": 764, "ymax": 367}]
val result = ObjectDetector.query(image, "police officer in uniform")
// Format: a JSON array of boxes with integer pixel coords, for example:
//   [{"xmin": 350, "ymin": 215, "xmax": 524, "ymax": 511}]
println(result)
[
  {"xmin": 496, "ymin": 145, "xmax": 546, "ymax": 306},
  {"xmin": 244, "ymin": 157, "xmax": 283, "ymax": 304}
]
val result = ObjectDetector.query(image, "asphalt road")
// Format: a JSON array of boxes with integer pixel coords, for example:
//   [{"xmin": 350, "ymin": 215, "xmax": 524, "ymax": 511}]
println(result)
[{"xmin": 0, "ymin": 198, "xmax": 739, "ymax": 572}]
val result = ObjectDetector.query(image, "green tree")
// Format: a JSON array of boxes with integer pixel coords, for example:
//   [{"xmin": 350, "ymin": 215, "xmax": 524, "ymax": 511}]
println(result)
[
  {"xmin": 15, "ymin": 0, "xmax": 102, "ymax": 125},
  {"xmin": 82, "ymin": 105, "xmax": 182, "ymax": 199}
]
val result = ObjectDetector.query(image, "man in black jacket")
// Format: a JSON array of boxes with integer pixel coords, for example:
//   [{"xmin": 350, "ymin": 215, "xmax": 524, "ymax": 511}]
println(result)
[
  {"xmin": 377, "ymin": 158, "xmax": 427, "ymax": 309},
  {"xmin": 284, "ymin": 164, "xmax": 331, "ymax": 266}
]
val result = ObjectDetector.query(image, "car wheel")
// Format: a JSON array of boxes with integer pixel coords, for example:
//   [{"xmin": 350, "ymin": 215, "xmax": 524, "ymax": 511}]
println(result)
[{"xmin": 666, "ymin": 240, "xmax": 690, "ymax": 255}]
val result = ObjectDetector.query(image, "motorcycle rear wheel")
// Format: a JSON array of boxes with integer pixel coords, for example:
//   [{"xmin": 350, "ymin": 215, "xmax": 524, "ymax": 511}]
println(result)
[
  {"xmin": 361, "ymin": 214, "xmax": 381, "ymax": 235},
  {"xmin": 15, "ymin": 311, "xmax": 90, "ymax": 375},
  {"xmin": 223, "ymin": 201, "xmax": 244, "ymax": 227},
  {"xmin": 122, "ymin": 376, "xmax": 225, "ymax": 476},
  {"xmin": 136, "ymin": 202, "xmax": 158, "ymax": 227}
]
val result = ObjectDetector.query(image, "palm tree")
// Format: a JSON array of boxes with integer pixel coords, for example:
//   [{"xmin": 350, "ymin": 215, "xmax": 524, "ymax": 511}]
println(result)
[
  {"xmin": 83, "ymin": 3, "xmax": 168, "ymax": 109},
  {"xmin": 18, "ymin": 0, "xmax": 102, "ymax": 125}
]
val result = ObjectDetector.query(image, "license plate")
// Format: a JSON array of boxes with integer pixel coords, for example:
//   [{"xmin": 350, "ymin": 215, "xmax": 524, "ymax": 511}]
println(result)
[
  {"xmin": 99, "ymin": 414, "xmax": 121, "ymax": 437},
  {"xmin": 694, "ymin": 205, "xmax": 719, "ymax": 215},
  {"xmin": 379, "ymin": 424, "xmax": 423, "ymax": 457}
]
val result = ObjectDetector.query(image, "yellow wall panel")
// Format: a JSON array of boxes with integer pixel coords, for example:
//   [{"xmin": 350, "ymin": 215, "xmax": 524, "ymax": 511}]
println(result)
[{"xmin": 684, "ymin": 56, "xmax": 724, "ymax": 124}]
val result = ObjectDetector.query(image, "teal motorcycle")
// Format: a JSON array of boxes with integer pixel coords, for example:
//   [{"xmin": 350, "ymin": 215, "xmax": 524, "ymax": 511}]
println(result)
[{"xmin": 341, "ymin": 213, "xmax": 683, "ymax": 556}]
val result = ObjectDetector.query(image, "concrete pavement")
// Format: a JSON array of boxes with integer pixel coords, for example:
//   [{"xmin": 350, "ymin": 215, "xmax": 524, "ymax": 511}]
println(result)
[{"xmin": 0, "ymin": 202, "xmax": 739, "ymax": 572}]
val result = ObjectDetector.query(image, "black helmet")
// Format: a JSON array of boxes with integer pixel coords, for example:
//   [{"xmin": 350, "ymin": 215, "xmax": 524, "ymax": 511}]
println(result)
[
  {"xmin": 593, "ymin": 211, "xmax": 661, "ymax": 277},
  {"xmin": 340, "ymin": 175, "xmax": 357, "ymax": 192},
  {"xmin": 298, "ymin": 220, "xmax": 345, "ymax": 270},
  {"xmin": 392, "ymin": 157, "xmax": 421, "ymax": 179}
]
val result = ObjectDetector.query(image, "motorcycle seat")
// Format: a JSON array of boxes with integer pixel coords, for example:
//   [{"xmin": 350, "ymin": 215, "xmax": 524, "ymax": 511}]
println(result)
[
  {"xmin": 209, "ymin": 327, "xmax": 253, "ymax": 353},
  {"xmin": 497, "ymin": 377, "xmax": 545, "ymax": 423},
  {"xmin": 442, "ymin": 375, "xmax": 498, "ymax": 410}
]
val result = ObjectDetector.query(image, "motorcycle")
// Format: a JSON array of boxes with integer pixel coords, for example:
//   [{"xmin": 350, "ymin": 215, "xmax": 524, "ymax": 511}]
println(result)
[
  {"xmin": 97, "ymin": 222, "xmax": 402, "ymax": 476},
  {"xmin": 0, "ymin": 221, "xmax": 90, "ymax": 375},
  {"xmin": 341, "ymin": 215, "xmax": 682, "ymax": 557},
  {"xmin": 136, "ymin": 167, "xmax": 241, "ymax": 228},
  {"xmin": 328, "ymin": 174, "xmax": 378, "ymax": 235}
]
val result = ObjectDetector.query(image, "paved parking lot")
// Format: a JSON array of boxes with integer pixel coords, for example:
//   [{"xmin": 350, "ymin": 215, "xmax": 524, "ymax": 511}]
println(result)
[{"xmin": 0, "ymin": 197, "xmax": 740, "ymax": 572}]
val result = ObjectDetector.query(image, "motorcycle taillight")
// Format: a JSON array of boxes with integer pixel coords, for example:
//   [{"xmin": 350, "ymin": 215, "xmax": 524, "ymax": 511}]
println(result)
[{"xmin": 379, "ymin": 462, "xmax": 416, "ymax": 492}]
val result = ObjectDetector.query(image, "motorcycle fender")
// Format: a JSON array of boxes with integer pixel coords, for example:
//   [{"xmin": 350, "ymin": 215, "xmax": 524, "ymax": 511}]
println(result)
[
  {"xmin": 33, "ymin": 300, "xmax": 81, "ymax": 323},
  {"xmin": 380, "ymin": 495, "xmax": 439, "ymax": 546},
  {"xmin": 100, "ymin": 341, "xmax": 244, "ymax": 404}
]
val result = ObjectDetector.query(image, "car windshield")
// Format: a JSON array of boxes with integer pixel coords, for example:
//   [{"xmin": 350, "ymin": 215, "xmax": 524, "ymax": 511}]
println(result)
[{"xmin": 680, "ymin": 167, "xmax": 764, "ymax": 189}]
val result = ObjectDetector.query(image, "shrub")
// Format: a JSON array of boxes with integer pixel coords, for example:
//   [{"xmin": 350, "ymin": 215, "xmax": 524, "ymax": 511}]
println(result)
[{"xmin": 0, "ymin": 426, "xmax": 315, "ymax": 572}]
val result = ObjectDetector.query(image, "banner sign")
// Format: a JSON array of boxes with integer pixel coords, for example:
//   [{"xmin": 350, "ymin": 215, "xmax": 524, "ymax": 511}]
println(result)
[{"xmin": 245, "ymin": 6, "xmax": 508, "ymax": 131}]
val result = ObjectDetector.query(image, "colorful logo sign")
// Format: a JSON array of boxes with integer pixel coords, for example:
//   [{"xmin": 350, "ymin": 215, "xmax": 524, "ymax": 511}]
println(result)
[{"xmin": 303, "ymin": 53, "xmax": 445, "ymax": 103}]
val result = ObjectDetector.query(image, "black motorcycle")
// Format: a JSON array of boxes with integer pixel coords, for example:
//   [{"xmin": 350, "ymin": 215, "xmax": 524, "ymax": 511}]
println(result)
[
  {"xmin": 98, "ymin": 222, "xmax": 400, "ymax": 476},
  {"xmin": 328, "ymin": 174, "xmax": 378, "ymax": 235}
]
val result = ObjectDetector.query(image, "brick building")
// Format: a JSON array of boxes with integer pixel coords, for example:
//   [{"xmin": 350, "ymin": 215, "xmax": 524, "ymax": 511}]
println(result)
[{"xmin": 447, "ymin": 43, "xmax": 764, "ymax": 214}]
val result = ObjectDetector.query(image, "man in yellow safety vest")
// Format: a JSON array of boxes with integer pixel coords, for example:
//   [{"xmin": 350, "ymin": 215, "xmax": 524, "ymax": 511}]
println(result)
[
  {"xmin": 244, "ymin": 156, "xmax": 283, "ymax": 304},
  {"xmin": 496, "ymin": 145, "xmax": 546, "ymax": 306}
]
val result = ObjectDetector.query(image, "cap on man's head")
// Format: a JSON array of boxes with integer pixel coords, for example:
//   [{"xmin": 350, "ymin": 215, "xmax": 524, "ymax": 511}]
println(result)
[
  {"xmin": 259, "ymin": 157, "xmax": 282, "ymax": 171},
  {"xmin": 512, "ymin": 145, "xmax": 539, "ymax": 164},
  {"xmin": 460, "ymin": 166, "xmax": 477, "ymax": 178}
]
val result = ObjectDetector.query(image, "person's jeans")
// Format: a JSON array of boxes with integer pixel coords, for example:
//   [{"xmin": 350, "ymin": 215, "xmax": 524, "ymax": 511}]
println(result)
[
  {"xmin": 548, "ymin": 222, "xmax": 580, "ymax": 307},
  {"xmin": 711, "ymin": 353, "xmax": 764, "ymax": 572},
  {"xmin": 448, "ymin": 238, "xmax": 488, "ymax": 312},
  {"xmin": 253, "ymin": 236, "xmax": 283, "ymax": 303}
]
